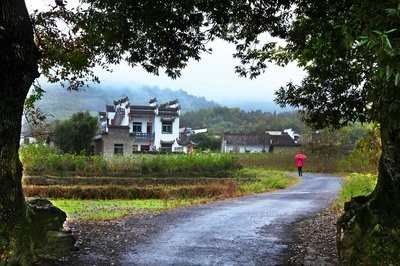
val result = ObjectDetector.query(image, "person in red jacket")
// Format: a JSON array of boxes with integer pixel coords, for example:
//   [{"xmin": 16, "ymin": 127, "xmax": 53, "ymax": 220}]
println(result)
[{"xmin": 295, "ymin": 153, "xmax": 307, "ymax": 176}]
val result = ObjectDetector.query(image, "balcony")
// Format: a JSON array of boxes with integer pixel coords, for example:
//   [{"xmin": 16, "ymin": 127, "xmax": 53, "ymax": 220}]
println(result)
[{"xmin": 131, "ymin": 132, "xmax": 155, "ymax": 140}]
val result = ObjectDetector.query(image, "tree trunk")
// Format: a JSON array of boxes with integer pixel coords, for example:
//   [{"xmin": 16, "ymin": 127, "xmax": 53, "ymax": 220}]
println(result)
[
  {"xmin": 338, "ymin": 120, "xmax": 400, "ymax": 264},
  {"xmin": 0, "ymin": 0, "xmax": 40, "ymax": 264}
]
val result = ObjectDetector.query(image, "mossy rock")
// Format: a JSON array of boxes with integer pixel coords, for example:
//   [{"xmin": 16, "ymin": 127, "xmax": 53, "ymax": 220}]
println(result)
[
  {"xmin": 27, "ymin": 198, "xmax": 66, "ymax": 231},
  {"xmin": 26, "ymin": 198, "xmax": 75, "ymax": 262}
]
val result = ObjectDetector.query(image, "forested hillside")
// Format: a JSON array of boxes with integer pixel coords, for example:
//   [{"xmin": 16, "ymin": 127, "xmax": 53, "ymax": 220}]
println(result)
[
  {"xmin": 34, "ymin": 84, "xmax": 306, "ymax": 134},
  {"xmin": 35, "ymin": 84, "xmax": 219, "ymax": 120},
  {"xmin": 180, "ymin": 107, "xmax": 308, "ymax": 134}
]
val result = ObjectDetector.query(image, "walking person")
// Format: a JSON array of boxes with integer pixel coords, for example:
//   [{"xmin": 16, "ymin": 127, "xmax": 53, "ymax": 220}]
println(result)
[{"xmin": 294, "ymin": 153, "xmax": 307, "ymax": 176}]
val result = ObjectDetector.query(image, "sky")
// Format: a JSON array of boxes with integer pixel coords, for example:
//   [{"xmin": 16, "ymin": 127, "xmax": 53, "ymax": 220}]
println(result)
[{"xmin": 26, "ymin": 0, "xmax": 305, "ymax": 104}]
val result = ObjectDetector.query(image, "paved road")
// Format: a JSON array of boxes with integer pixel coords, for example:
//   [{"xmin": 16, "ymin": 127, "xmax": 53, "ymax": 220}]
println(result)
[{"xmin": 122, "ymin": 173, "xmax": 341, "ymax": 266}]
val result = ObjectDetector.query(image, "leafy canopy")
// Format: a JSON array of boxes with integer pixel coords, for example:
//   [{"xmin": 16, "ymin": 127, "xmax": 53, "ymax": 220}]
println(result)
[
  {"xmin": 273, "ymin": 0, "xmax": 400, "ymax": 129},
  {"xmin": 30, "ymin": 0, "xmax": 290, "ymax": 88},
  {"xmin": 30, "ymin": 0, "xmax": 400, "ymax": 130},
  {"xmin": 54, "ymin": 111, "xmax": 98, "ymax": 154}
]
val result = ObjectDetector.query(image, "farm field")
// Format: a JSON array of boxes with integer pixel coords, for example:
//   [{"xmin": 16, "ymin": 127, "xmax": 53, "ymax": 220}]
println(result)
[{"xmin": 21, "ymin": 143, "xmax": 377, "ymax": 221}]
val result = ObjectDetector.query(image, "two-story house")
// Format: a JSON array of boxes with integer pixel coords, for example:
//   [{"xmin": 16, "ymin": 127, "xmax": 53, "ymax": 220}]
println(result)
[{"xmin": 93, "ymin": 97, "xmax": 181, "ymax": 156}]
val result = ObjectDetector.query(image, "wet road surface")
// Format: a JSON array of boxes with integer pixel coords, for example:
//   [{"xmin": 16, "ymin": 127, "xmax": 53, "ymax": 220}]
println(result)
[{"xmin": 123, "ymin": 174, "xmax": 341, "ymax": 266}]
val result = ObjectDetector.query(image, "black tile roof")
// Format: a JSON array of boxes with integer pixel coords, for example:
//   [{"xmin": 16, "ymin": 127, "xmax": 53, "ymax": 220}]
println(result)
[
  {"xmin": 130, "ymin": 105, "xmax": 156, "ymax": 116},
  {"xmin": 106, "ymin": 105, "xmax": 115, "ymax": 112},
  {"xmin": 223, "ymin": 132, "xmax": 268, "ymax": 145},
  {"xmin": 268, "ymin": 134, "xmax": 299, "ymax": 146},
  {"xmin": 223, "ymin": 132, "xmax": 299, "ymax": 146}
]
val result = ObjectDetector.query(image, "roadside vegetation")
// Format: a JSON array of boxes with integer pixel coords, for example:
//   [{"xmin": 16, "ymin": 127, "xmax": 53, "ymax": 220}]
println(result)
[{"xmin": 336, "ymin": 173, "xmax": 377, "ymax": 209}]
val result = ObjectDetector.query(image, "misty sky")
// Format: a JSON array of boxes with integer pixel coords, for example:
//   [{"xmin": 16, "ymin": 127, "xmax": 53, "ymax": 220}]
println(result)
[{"xmin": 27, "ymin": 0, "xmax": 305, "ymax": 104}]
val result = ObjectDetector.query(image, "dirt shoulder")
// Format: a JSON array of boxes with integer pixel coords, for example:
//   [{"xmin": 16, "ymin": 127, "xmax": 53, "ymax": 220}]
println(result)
[{"xmin": 285, "ymin": 208, "xmax": 341, "ymax": 265}]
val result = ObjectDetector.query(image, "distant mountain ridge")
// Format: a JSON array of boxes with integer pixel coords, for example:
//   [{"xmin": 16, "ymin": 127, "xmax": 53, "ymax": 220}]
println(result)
[
  {"xmin": 35, "ymin": 84, "xmax": 288, "ymax": 121},
  {"xmin": 36, "ymin": 84, "xmax": 220, "ymax": 120}
]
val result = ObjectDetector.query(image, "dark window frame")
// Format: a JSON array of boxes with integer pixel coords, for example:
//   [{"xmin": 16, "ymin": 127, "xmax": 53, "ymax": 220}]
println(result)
[
  {"xmin": 114, "ymin": 143, "xmax": 124, "ymax": 155},
  {"xmin": 162, "ymin": 121, "xmax": 173, "ymax": 134}
]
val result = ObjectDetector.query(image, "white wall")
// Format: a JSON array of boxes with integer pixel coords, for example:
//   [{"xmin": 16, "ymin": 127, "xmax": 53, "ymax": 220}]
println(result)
[
  {"xmin": 153, "ymin": 116, "xmax": 180, "ymax": 151},
  {"xmin": 224, "ymin": 144, "xmax": 268, "ymax": 153}
]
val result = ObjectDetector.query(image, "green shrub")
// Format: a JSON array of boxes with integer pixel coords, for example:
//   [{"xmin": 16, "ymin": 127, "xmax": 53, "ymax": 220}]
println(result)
[
  {"xmin": 19, "ymin": 143, "xmax": 59, "ymax": 174},
  {"xmin": 237, "ymin": 169, "xmax": 293, "ymax": 193},
  {"xmin": 338, "ymin": 173, "xmax": 377, "ymax": 206}
]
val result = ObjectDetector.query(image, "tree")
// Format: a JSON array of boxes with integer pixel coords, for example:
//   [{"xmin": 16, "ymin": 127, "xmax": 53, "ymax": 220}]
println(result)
[
  {"xmin": 270, "ymin": 1, "xmax": 400, "ymax": 264},
  {"xmin": 0, "ymin": 1, "xmax": 40, "ymax": 264},
  {"xmin": 304, "ymin": 129, "xmax": 351, "ymax": 172},
  {"xmin": 54, "ymin": 112, "xmax": 98, "ymax": 154},
  {"xmin": 0, "ymin": 1, "xmax": 289, "ymax": 263},
  {"xmin": 191, "ymin": 134, "xmax": 221, "ymax": 152}
]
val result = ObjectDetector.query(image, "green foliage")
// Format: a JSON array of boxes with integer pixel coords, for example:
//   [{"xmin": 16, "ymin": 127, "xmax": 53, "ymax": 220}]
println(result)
[
  {"xmin": 237, "ymin": 169, "xmax": 294, "ymax": 193},
  {"xmin": 140, "ymin": 153, "xmax": 241, "ymax": 178},
  {"xmin": 238, "ymin": 152, "xmax": 295, "ymax": 171},
  {"xmin": 191, "ymin": 134, "xmax": 221, "ymax": 151},
  {"xmin": 180, "ymin": 107, "xmax": 308, "ymax": 134},
  {"xmin": 237, "ymin": 149, "xmax": 378, "ymax": 174},
  {"xmin": 338, "ymin": 173, "xmax": 377, "ymax": 207},
  {"xmin": 271, "ymin": 1, "xmax": 400, "ymax": 130},
  {"xmin": 19, "ymin": 143, "xmax": 59, "ymax": 173},
  {"xmin": 20, "ymin": 143, "xmax": 107, "ymax": 176},
  {"xmin": 54, "ymin": 111, "xmax": 98, "ymax": 154},
  {"xmin": 21, "ymin": 148, "xmax": 241, "ymax": 178},
  {"xmin": 350, "ymin": 124, "xmax": 381, "ymax": 167},
  {"xmin": 337, "ymin": 124, "xmax": 380, "ymax": 174}
]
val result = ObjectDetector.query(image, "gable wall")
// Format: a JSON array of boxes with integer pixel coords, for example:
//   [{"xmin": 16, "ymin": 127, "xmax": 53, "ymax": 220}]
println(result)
[{"xmin": 101, "ymin": 127, "xmax": 132, "ymax": 156}]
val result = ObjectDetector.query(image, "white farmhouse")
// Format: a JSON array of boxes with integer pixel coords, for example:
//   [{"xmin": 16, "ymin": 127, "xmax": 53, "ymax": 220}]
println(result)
[
  {"xmin": 93, "ymin": 97, "xmax": 182, "ymax": 155},
  {"xmin": 221, "ymin": 130, "xmax": 300, "ymax": 153}
]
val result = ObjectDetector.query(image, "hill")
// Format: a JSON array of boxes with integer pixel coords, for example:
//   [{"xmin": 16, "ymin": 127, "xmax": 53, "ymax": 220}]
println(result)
[
  {"xmin": 35, "ymin": 84, "xmax": 220, "ymax": 120},
  {"xmin": 180, "ymin": 107, "xmax": 307, "ymax": 134}
]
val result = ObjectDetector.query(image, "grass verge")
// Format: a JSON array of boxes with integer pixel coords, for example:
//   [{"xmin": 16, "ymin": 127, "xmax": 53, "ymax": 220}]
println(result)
[
  {"xmin": 335, "ymin": 173, "xmax": 377, "ymax": 208},
  {"xmin": 51, "ymin": 198, "xmax": 207, "ymax": 220}
]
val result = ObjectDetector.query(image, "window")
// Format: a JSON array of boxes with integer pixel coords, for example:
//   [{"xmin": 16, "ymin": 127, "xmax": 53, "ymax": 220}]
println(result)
[
  {"xmin": 141, "ymin": 145, "xmax": 150, "ymax": 152},
  {"xmin": 132, "ymin": 122, "xmax": 142, "ymax": 133},
  {"xmin": 114, "ymin": 144, "xmax": 123, "ymax": 155},
  {"xmin": 132, "ymin": 145, "xmax": 138, "ymax": 152},
  {"xmin": 162, "ymin": 121, "xmax": 173, "ymax": 134}
]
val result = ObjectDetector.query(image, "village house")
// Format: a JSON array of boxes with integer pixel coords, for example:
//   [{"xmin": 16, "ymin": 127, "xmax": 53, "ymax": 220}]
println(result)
[
  {"xmin": 221, "ymin": 129, "xmax": 300, "ymax": 153},
  {"xmin": 93, "ymin": 97, "xmax": 182, "ymax": 156}
]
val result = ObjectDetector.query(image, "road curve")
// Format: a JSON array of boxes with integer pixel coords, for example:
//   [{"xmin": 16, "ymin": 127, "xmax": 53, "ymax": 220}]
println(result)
[{"xmin": 123, "ymin": 173, "xmax": 341, "ymax": 266}]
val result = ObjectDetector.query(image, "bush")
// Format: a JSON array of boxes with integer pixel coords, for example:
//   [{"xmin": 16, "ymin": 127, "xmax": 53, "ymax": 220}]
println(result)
[
  {"xmin": 338, "ymin": 173, "xmax": 377, "ymax": 206},
  {"xmin": 20, "ymin": 143, "xmax": 59, "ymax": 174}
]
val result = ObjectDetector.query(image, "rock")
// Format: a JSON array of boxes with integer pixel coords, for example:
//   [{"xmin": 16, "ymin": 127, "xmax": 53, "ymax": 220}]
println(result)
[
  {"xmin": 27, "ymin": 198, "xmax": 66, "ymax": 230},
  {"xmin": 27, "ymin": 198, "xmax": 75, "ymax": 263}
]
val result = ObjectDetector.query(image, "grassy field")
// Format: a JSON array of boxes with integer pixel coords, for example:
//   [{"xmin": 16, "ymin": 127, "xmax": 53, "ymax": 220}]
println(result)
[
  {"xmin": 37, "ymin": 170, "xmax": 299, "ymax": 220},
  {"xmin": 50, "ymin": 198, "xmax": 207, "ymax": 220}
]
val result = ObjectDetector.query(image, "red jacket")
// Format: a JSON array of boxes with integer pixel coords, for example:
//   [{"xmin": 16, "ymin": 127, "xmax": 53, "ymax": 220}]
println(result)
[{"xmin": 296, "ymin": 158, "xmax": 304, "ymax": 167}]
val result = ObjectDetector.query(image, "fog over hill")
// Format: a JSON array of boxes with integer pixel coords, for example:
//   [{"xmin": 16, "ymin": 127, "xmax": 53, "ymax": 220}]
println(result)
[{"xmin": 35, "ymin": 84, "xmax": 286, "ymax": 120}]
